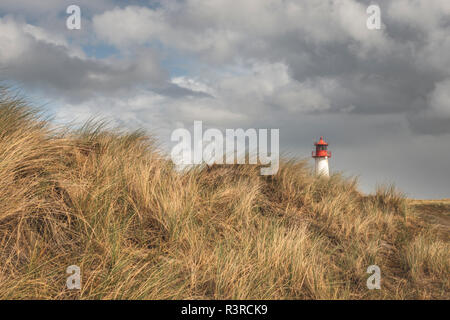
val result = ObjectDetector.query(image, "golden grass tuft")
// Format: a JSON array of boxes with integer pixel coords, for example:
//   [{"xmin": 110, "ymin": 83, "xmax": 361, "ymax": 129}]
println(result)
[{"xmin": 0, "ymin": 90, "xmax": 448, "ymax": 299}]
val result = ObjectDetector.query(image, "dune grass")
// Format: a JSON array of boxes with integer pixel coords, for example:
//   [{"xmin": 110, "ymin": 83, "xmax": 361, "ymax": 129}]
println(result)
[{"xmin": 0, "ymin": 89, "xmax": 448, "ymax": 299}]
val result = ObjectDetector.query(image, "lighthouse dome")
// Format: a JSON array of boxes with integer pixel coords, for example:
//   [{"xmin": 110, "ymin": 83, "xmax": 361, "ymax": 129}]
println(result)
[{"xmin": 314, "ymin": 136, "xmax": 328, "ymax": 146}]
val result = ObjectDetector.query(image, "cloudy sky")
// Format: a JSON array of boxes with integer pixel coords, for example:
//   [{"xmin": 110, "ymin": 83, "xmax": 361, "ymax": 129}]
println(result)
[{"xmin": 1, "ymin": 0, "xmax": 449, "ymax": 198}]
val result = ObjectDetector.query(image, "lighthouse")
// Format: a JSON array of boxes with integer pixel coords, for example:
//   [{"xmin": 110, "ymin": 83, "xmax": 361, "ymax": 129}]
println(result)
[{"xmin": 312, "ymin": 136, "xmax": 331, "ymax": 177}]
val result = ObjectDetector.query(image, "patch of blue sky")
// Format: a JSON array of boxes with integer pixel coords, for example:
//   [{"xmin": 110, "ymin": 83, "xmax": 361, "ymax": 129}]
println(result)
[
  {"xmin": 160, "ymin": 48, "xmax": 200, "ymax": 78},
  {"xmin": 81, "ymin": 43, "xmax": 119, "ymax": 59},
  {"xmin": 158, "ymin": 45, "xmax": 247, "ymax": 80}
]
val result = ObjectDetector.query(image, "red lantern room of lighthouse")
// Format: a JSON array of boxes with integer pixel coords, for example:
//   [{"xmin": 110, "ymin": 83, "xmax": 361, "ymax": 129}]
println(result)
[{"xmin": 312, "ymin": 136, "xmax": 331, "ymax": 176}]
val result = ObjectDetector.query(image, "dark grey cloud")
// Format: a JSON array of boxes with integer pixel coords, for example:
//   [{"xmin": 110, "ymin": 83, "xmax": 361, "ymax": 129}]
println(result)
[
  {"xmin": 0, "ymin": 16, "xmax": 212, "ymax": 103},
  {"xmin": 90, "ymin": 0, "xmax": 450, "ymax": 134}
]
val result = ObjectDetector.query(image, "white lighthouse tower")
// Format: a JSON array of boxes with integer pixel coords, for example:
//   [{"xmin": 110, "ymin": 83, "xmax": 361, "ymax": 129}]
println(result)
[{"xmin": 312, "ymin": 136, "xmax": 331, "ymax": 177}]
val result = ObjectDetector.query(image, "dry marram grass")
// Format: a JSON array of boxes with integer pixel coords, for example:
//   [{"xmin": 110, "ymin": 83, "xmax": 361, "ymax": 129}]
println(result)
[{"xmin": 0, "ymin": 90, "xmax": 448, "ymax": 299}]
